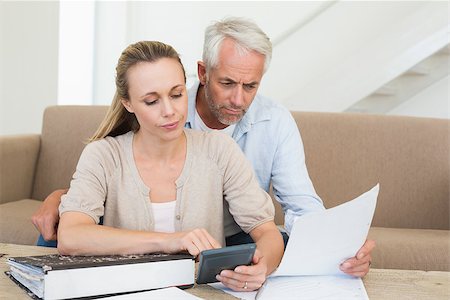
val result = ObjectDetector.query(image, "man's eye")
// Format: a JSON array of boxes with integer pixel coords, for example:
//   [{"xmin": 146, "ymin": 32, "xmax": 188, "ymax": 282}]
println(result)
[
  {"xmin": 221, "ymin": 82, "xmax": 233, "ymax": 86},
  {"xmin": 244, "ymin": 84, "xmax": 256, "ymax": 91}
]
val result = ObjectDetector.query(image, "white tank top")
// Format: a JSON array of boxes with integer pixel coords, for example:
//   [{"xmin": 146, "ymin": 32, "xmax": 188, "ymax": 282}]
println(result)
[{"xmin": 151, "ymin": 200, "xmax": 176, "ymax": 233}]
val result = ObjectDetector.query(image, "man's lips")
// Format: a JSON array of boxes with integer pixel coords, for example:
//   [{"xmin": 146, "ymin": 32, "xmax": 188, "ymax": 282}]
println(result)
[{"xmin": 223, "ymin": 108, "xmax": 243, "ymax": 115}]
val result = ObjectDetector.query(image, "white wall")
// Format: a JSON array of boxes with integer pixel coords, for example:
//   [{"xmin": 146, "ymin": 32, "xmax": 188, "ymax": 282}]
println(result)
[
  {"xmin": 58, "ymin": 1, "xmax": 95, "ymax": 105},
  {"xmin": 0, "ymin": 2, "xmax": 59, "ymax": 135},
  {"xmin": 93, "ymin": 1, "xmax": 128, "ymax": 104},
  {"xmin": 259, "ymin": 1, "xmax": 448, "ymax": 113},
  {"xmin": 1, "ymin": 1, "xmax": 448, "ymax": 135},
  {"xmin": 388, "ymin": 75, "xmax": 449, "ymax": 119},
  {"xmin": 92, "ymin": 1, "xmax": 330, "ymax": 104}
]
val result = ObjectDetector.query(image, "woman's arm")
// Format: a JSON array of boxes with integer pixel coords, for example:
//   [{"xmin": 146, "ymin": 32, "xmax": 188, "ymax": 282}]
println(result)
[
  {"xmin": 216, "ymin": 221, "xmax": 283, "ymax": 291},
  {"xmin": 57, "ymin": 138, "xmax": 220, "ymax": 257},
  {"xmin": 58, "ymin": 211, "xmax": 221, "ymax": 256},
  {"xmin": 205, "ymin": 132, "xmax": 283, "ymax": 291},
  {"xmin": 248, "ymin": 221, "xmax": 284, "ymax": 275}
]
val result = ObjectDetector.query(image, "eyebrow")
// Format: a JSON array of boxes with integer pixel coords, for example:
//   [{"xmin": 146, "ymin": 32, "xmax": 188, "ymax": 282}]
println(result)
[
  {"xmin": 220, "ymin": 77, "xmax": 259, "ymax": 86},
  {"xmin": 140, "ymin": 84, "xmax": 184, "ymax": 98}
]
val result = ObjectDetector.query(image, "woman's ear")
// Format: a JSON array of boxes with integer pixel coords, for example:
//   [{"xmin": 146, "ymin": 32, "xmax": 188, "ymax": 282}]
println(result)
[
  {"xmin": 121, "ymin": 99, "xmax": 134, "ymax": 113},
  {"xmin": 197, "ymin": 61, "xmax": 207, "ymax": 85}
]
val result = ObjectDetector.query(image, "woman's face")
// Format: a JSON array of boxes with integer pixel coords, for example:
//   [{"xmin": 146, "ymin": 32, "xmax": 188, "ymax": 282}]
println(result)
[{"xmin": 123, "ymin": 58, "xmax": 187, "ymax": 142}]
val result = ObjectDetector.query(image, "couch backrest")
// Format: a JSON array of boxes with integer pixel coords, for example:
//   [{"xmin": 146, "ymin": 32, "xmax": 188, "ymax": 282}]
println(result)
[
  {"xmin": 293, "ymin": 112, "xmax": 449, "ymax": 230},
  {"xmin": 32, "ymin": 106, "xmax": 108, "ymax": 201},
  {"xmin": 32, "ymin": 106, "xmax": 449, "ymax": 230}
]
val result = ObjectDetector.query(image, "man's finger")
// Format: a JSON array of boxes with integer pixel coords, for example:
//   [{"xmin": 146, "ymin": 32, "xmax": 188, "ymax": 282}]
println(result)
[
  {"xmin": 42, "ymin": 221, "xmax": 57, "ymax": 241},
  {"xmin": 344, "ymin": 259, "xmax": 371, "ymax": 277},
  {"xmin": 357, "ymin": 239, "xmax": 376, "ymax": 259},
  {"xmin": 346, "ymin": 270, "xmax": 368, "ymax": 278},
  {"xmin": 344, "ymin": 260, "xmax": 370, "ymax": 273},
  {"xmin": 341, "ymin": 256, "xmax": 371, "ymax": 277},
  {"xmin": 342, "ymin": 254, "xmax": 371, "ymax": 267}
]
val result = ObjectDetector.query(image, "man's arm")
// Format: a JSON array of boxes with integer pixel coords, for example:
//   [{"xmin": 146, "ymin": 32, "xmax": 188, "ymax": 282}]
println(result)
[
  {"xmin": 271, "ymin": 112, "xmax": 375, "ymax": 277},
  {"xmin": 31, "ymin": 188, "xmax": 67, "ymax": 241},
  {"xmin": 270, "ymin": 111, "xmax": 325, "ymax": 233}
]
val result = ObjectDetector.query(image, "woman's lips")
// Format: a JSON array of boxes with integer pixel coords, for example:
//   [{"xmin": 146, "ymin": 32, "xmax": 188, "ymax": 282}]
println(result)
[{"xmin": 161, "ymin": 121, "xmax": 179, "ymax": 130}]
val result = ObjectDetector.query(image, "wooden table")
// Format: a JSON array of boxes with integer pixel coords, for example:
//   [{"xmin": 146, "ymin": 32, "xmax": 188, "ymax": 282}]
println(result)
[{"xmin": 1, "ymin": 243, "xmax": 449, "ymax": 299}]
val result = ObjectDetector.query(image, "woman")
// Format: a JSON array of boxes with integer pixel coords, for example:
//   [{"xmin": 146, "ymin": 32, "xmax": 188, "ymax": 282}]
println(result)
[{"xmin": 57, "ymin": 41, "xmax": 283, "ymax": 291}]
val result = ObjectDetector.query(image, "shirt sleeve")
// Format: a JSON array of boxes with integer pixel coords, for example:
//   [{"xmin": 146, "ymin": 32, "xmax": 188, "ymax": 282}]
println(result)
[
  {"xmin": 271, "ymin": 110, "xmax": 325, "ymax": 234},
  {"xmin": 59, "ymin": 140, "xmax": 113, "ymax": 224},
  {"xmin": 210, "ymin": 131, "xmax": 275, "ymax": 234}
]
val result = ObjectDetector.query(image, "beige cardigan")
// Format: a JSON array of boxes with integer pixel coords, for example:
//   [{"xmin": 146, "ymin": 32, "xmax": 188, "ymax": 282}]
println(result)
[{"xmin": 60, "ymin": 129, "xmax": 274, "ymax": 245}]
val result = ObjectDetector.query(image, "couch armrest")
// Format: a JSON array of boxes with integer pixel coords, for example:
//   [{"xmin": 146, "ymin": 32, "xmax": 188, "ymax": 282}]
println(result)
[{"xmin": 0, "ymin": 134, "xmax": 41, "ymax": 204}]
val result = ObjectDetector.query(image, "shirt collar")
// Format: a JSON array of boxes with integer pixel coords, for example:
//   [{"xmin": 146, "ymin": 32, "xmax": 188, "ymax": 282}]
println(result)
[{"xmin": 185, "ymin": 81, "xmax": 200, "ymax": 129}]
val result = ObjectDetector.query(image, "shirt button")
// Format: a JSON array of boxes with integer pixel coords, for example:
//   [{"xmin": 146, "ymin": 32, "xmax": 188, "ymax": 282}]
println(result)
[{"xmin": 176, "ymin": 215, "xmax": 181, "ymax": 220}]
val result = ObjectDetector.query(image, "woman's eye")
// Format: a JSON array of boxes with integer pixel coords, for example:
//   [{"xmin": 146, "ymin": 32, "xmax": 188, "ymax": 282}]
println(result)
[
  {"xmin": 144, "ymin": 100, "xmax": 158, "ymax": 105},
  {"xmin": 171, "ymin": 93, "xmax": 183, "ymax": 99}
]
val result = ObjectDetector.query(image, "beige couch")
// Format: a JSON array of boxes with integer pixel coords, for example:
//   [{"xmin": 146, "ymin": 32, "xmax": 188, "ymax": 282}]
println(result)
[{"xmin": 1, "ymin": 105, "xmax": 449, "ymax": 271}]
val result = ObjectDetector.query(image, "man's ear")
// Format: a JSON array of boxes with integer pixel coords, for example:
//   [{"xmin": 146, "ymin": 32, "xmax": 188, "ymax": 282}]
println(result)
[
  {"xmin": 197, "ymin": 61, "xmax": 207, "ymax": 85},
  {"xmin": 121, "ymin": 99, "xmax": 134, "ymax": 113}
]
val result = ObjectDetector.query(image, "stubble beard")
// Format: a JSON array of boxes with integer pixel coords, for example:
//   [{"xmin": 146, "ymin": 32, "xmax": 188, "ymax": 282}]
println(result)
[{"xmin": 204, "ymin": 83, "xmax": 247, "ymax": 126}]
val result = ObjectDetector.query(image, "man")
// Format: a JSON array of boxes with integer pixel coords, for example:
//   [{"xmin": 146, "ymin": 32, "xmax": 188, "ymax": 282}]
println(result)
[{"xmin": 33, "ymin": 17, "xmax": 374, "ymax": 277}]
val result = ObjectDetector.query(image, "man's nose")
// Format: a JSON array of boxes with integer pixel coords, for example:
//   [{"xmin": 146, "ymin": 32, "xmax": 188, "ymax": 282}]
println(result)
[{"xmin": 230, "ymin": 85, "xmax": 244, "ymax": 107}]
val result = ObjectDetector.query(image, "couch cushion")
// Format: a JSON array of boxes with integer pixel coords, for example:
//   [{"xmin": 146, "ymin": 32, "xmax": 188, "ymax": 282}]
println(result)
[
  {"xmin": 32, "ymin": 105, "xmax": 108, "ymax": 201},
  {"xmin": 0, "ymin": 199, "xmax": 42, "ymax": 245},
  {"xmin": 0, "ymin": 134, "xmax": 40, "ymax": 204},
  {"xmin": 294, "ymin": 112, "xmax": 449, "ymax": 230},
  {"xmin": 368, "ymin": 227, "xmax": 450, "ymax": 271}
]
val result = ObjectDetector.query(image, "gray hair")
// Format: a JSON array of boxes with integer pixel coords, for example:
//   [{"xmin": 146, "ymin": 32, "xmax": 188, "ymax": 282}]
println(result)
[{"xmin": 202, "ymin": 17, "xmax": 272, "ymax": 73}]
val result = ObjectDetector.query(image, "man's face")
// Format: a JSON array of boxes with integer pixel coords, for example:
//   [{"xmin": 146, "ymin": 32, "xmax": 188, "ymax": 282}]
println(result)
[{"xmin": 200, "ymin": 39, "xmax": 265, "ymax": 126}]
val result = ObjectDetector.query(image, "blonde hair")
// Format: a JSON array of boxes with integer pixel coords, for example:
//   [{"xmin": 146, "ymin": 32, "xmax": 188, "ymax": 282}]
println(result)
[{"xmin": 89, "ymin": 41, "xmax": 186, "ymax": 142}]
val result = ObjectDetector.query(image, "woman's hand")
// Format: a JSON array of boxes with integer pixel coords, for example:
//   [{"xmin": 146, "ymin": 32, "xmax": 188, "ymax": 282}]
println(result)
[
  {"xmin": 216, "ymin": 221, "xmax": 283, "ymax": 291},
  {"xmin": 164, "ymin": 228, "xmax": 221, "ymax": 256},
  {"xmin": 216, "ymin": 249, "xmax": 267, "ymax": 291}
]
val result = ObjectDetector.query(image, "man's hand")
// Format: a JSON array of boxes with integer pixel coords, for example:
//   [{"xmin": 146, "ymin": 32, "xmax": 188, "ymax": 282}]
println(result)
[
  {"xmin": 31, "ymin": 189, "xmax": 67, "ymax": 241},
  {"xmin": 340, "ymin": 239, "xmax": 375, "ymax": 277},
  {"xmin": 216, "ymin": 249, "xmax": 267, "ymax": 292}
]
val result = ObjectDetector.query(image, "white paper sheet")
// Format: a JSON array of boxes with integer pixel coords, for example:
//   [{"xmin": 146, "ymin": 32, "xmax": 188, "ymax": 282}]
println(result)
[
  {"xmin": 208, "ymin": 185, "xmax": 379, "ymax": 300},
  {"xmin": 208, "ymin": 282, "xmax": 257, "ymax": 300},
  {"xmin": 256, "ymin": 275, "xmax": 369, "ymax": 300},
  {"xmin": 99, "ymin": 287, "xmax": 202, "ymax": 299},
  {"xmin": 272, "ymin": 184, "xmax": 379, "ymax": 276},
  {"xmin": 208, "ymin": 276, "xmax": 368, "ymax": 300}
]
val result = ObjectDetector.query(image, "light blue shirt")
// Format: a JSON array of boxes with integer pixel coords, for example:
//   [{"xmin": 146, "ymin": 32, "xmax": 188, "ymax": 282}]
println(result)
[{"xmin": 185, "ymin": 82, "xmax": 325, "ymax": 234}]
